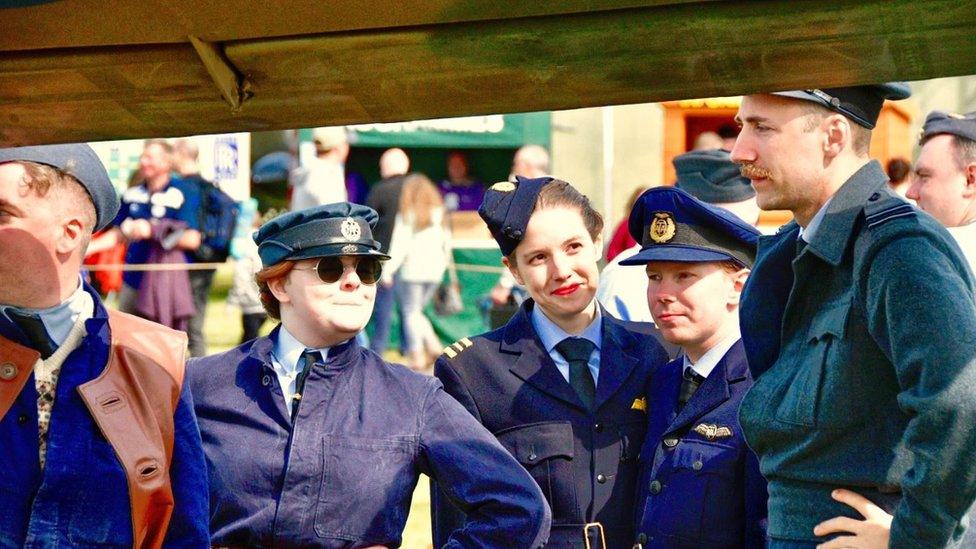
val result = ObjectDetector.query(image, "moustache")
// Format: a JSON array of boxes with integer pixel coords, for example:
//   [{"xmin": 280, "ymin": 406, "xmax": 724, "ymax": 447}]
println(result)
[{"xmin": 739, "ymin": 164, "xmax": 772, "ymax": 180}]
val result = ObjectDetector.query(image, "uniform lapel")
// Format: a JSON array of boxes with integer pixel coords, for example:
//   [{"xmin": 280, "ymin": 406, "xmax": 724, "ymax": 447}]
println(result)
[
  {"xmin": 594, "ymin": 316, "xmax": 639, "ymax": 410},
  {"xmin": 504, "ymin": 303, "xmax": 588, "ymax": 411},
  {"xmin": 665, "ymin": 347, "xmax": 737, "ymax": 436},
  {"xmin": 740, "ymin": 224, "xmax": 798, "ymax": 379}
]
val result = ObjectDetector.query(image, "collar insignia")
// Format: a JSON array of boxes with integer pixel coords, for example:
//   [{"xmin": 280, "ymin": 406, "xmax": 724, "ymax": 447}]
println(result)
[{"xmin": 631, "ymin": 397, "xmax": 647, "ymax": 412}]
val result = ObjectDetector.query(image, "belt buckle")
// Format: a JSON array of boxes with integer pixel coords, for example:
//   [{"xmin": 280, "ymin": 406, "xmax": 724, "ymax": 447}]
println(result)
[{"xmin": 583, "ymin": 522, "xmax": 607, "ymax": 549}]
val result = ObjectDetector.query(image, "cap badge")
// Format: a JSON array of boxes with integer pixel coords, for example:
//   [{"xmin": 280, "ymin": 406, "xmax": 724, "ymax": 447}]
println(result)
[
  {"xmin": 490, "ymin": 181, "xmax": 516, "ymax": 192},
  {"xmin": 649, "ymin": 212, "xmax": 676, "ymax": 244},
  {"xmin": 341, "ymin": 244, "xmax": 358, "ymax": 254},
  {"xmin": 341, "ymin": 218, "xmax": 361, "ymax": 241}
]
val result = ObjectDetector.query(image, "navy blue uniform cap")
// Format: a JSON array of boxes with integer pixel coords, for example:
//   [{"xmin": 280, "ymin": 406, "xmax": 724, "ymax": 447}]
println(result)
[
  {"xmin": 920, "ymin": 111, "xmax": 976, "ymax": 143},
  {"xmin": 0, "ymin": 143, "xmax": 119, "ymax": 232},
  {"xmin": 255, "ymin": 202, "xmax": 390, "ymax": 268},
  {"xmin": 771, "ymin": 83, "xmax": 911, "ymax": 129},
  {"xmin": 674, "ymin": 149, "xmax": 755, "ymax": 203},
  {"xmin": 478, "ymin": 176, "xmax": 555, "ymax": 256},
  {"xmin": 620, "ymin": 186, "xmax": 760, "ymax": 268}
]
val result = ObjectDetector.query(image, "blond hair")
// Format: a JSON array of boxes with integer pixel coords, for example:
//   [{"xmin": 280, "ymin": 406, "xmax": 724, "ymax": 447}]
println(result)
[{"xmin": 398, "ymin": 173, "xmax": 444, "ymax": 230}]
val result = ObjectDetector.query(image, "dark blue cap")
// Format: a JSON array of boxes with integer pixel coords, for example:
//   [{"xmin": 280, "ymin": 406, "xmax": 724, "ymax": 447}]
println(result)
[
  {"xmin": 674, "ymin": 149, "xmax": 755, "ymax": 203},
  {"xmin": 771, "ymin": 83, "xmax": 911, "ymax": 129},
  {"xmin": 0, "ymin": 143, "xmax": 119, "ymax": 232},
  {"xmin": 620, "ymin": 187, "xmax": 760, "ymax": 268},
  {"xmin": 254, "ymin": 202, "xmax": 390, "ymax": 268},
  {"xmin": 478, "ymin": 175, "xmax": 555, "ymax": 256},
  {"xmin": 921, "ymin": 110, "xmax": 976, "ymax": 143}
]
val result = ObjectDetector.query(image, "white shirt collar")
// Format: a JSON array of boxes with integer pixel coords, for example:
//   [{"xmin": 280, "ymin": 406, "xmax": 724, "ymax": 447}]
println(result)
[
  {"xmin": 798, "ymin": 196, "xmax": 834, "ymax": 243},
  {"xmin": 683, "ymin": 329, "xmax": 741, "ymax": 379},
  {"xmin": 274, "ymin": 324, "xmax": 330, "ymax": 374}
]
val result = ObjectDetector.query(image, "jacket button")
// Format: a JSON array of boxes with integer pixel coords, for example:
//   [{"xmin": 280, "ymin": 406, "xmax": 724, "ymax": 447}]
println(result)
[
  {"xmin": 637, "ymin": 533, "xmax": 648, "ymax": 544},
  {"xmin": 663, "ymin": 437, "xmax": 679, "ymax": 448},
  {"xmin": 593, "ymin": 423, "xmax": 603, "ymax": 432},
  {"xmin": 869, "ymin": 192, "xmax": 881, "ymax": 201},
  {"xmin": 18, "ymin": 413, "xmax": 29, "ymax": 425},
  {"xmin": 261, "ymin": 374, "xmax": 272, "ymax": 387},
  {"xmin": 528, "ymin": 453, "xmax": 537, "ymax": 461},
  {"xmin": 597, "ymin": 473, "xmax": 607, "ymax": 484},
  {"xmin": 693, "ymin": 460, "xmax": 704, "ymax": 471},
  {"xmin": 649, "ymin": 480, "xmax": 662, "ymax": 494},
  {"xmin": 0, "ymin": 363, "xmax": 18, "ymax": 381}
]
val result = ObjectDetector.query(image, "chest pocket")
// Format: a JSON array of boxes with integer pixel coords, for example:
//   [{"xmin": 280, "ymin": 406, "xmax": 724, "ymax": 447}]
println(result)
[
  {"xmin": 775, "ymin": 298, "xmax": 851, "ymax": 428},
  {"xmin": 314, "ymin": 435, "xmax": 418, "ymax": 541},
  {"xmin": 495, "ymin": 421, "xmax": 577, "ymax": 520},
  {"xmin": 652, "ymin": 440, "xmax": 741, "ymax": 545}
]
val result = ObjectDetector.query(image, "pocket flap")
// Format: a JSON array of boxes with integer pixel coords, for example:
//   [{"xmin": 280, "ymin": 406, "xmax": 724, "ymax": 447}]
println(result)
[
  {"xmin": 495, "ymin": 421, "xmax": 575, "ymax": 465},
  {"xmin": 807, "ymin": 298, "xmax": 852, "ymax": 341}
]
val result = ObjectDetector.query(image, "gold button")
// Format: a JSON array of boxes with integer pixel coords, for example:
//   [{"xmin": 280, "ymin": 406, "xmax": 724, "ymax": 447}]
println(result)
[{"xmin": 0, "ymin": 363, "xmax": 18, "ymax": 381}]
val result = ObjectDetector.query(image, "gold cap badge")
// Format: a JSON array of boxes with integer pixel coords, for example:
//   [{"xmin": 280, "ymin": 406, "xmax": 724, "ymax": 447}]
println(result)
[
  {"xmin": 649, "ymin": 212, "xmax": 676, "ymax": 243},
  {"xmin": 490, "ymin": 181, "xmax": 516, "ymax": 192}
]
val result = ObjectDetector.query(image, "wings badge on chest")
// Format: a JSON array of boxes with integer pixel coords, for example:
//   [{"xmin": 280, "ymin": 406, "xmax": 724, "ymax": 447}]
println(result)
[{"xmin": 692, "ymin": 423, "xmax": 733, "ymax": 441}]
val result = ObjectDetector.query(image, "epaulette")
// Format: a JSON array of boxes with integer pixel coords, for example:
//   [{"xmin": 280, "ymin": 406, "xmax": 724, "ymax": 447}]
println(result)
[
  {"xmin": 441, "ymin": 337, "xmax": 474, "ymax": 359},
  {"xmin": 864, "ymin": 192, "xmax": 915, "ymax": 229}
]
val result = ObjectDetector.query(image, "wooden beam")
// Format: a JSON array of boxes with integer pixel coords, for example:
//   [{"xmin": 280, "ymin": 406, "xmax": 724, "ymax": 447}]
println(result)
[{"xmin": 0, "ymin": 0, "xmax": 974, "ymax": 146}]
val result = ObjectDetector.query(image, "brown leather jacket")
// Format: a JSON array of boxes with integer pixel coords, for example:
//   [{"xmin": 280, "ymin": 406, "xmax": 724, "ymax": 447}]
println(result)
[{"xmin": 0, "ymin": 310, "xmax": 186, "ymax": 549}]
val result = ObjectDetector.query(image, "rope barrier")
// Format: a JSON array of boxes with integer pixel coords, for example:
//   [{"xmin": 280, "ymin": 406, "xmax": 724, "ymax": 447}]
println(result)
[{"xmin": 84, "ymin": 262, "xmax": 507, "ymax": 274}]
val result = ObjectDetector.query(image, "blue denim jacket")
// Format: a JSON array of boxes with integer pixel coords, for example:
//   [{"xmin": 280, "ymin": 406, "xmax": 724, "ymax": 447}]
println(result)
[
  {"xmin": 0, "ymin": 285, "xmax": 210, "ymax": 548},
  {"xmin": 187, "ymin": 328, "xmax": 550, "ymax": 548}
]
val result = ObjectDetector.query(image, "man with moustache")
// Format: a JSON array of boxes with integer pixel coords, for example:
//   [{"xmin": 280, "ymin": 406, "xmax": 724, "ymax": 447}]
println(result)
[{"xmin": 732, "ymin": 84, "xmax": 976, "ymax": 548}]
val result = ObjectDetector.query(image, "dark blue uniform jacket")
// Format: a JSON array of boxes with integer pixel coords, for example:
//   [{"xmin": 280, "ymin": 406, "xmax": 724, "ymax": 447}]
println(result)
[
  {"xmin": 187, "ymin": 328, "xmax": 550, "ymax": 548},
  {"xmin": 432, "ymin": 300, "xmax": 668, "ymax": 548},
  {"xmin": 0, "ymin": 284, "xmax": 209, "ymax": 547},
  {"xmin": 636, "ymin": 341, "xmax": 767, "ymax": 548}
]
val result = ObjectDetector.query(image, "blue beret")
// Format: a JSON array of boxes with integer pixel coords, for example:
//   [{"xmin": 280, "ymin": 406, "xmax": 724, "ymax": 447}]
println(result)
[
  {"xmin": 674, "ymin": 149, "xmax": 755, "ymax": 203},
  {"xmin": 254, "ymin": 202, "xmax": 390, "ymax": 268},
  {"xmin": 772, "ymin": 82, "xmax": 911, "ymax": 129},
  {"xmin": 0, "ymin": 143, "xmax": 119, "ymax": 232},
  {"xmin": 478, "ymin": 176, "xmax": 554, "ymax": 256},
  {"xmin": 620, "ymin": 186, "xmax": 760, "ymax": 268},
  {"xmin": 921, "ymin": 111, "xmax": 976, "ymax": 143}
]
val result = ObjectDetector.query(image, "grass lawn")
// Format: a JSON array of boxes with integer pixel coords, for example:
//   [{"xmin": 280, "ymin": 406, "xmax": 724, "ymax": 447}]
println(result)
[{"xmin": 202, "ymin": 263, "xmax": 434, "ymax": 548}]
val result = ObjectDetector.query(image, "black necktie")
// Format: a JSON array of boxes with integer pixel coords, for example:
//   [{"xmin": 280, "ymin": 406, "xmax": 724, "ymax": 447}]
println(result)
[
  {"xmin": 678, "ymin": 367, "xmax": 707, "ymax": 410},
  {"xmin": 555, "ymin": 337, "xmax": 597, "ymax": 410},
  {"xmin": 8, "ymin": 310, "xmax": 55, "ymax": 359},
  {"xmin": 292, "ymin": 349, "xmax": 322, "ymax": 419}
]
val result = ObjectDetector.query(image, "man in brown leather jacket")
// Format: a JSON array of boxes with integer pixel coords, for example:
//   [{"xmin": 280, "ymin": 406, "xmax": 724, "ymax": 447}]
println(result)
[{"xmin": 0, "ymin": 143, "xmax": 209, "ymax": 547}]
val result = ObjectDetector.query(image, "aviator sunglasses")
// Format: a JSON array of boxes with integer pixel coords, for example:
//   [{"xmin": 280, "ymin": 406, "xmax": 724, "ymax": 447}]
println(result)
[{"xmin": 294, "ymin": 256, "xmax": 383, "ymax": 285}]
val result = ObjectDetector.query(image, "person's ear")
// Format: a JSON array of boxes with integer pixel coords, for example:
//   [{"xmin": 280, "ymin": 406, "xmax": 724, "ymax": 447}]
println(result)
[
  {"xmin": 727, "ymin": 267, "xmax": 750, "ymax": 307},
  {"xmin": 268, "ymin": 274, "xmax": 292, "ymax": 305},
  {"xmin": 502, "ymin": 256, "xmax": 525, "ymax": 286},
  {"xmin": 965, "ymin": 161, "xmax": 976, "ymax": 193},
  {"xmin": 592, "ymin": 233, "xmax": 604, "ymax": 262},
  {"xmin": 823, "ymin": 115, "xmax": 849, "ymax": 159},
  {"xmin": 55, "ymin": 215, "xmax": 87, "ymax": 256}
]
